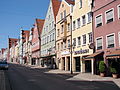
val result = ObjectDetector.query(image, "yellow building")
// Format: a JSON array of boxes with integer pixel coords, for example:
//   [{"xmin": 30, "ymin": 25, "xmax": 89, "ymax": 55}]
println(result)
[
  {"xmin": 72, "ymin": 0, "xmax": 94, "ymax": 74},
  {"xmin": 56, "ymin": 0, "xmax": 74, "ymax": 70}
]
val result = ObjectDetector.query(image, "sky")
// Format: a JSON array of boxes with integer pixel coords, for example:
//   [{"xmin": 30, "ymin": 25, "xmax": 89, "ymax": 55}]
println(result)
[{"xmin": 0, "ymin": 0, "xmax": 50, "ymax": 49}]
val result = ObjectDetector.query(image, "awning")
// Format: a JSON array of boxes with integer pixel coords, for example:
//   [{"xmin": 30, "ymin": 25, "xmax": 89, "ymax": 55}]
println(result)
[
  {"xmin": 106, "ymin": 49, "xmax": 120, "ymax": 59},
  {"xmin": 83, "ymin": 51, "xmax": 104, "ymax": 60}
]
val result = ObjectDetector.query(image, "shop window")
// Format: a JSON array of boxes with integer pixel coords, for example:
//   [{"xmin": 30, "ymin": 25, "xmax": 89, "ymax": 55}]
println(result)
[
  {"xmin": 96, "ymin": 14, "xmax": 102, "ymax": 27},
  {"xmin": 107, "ymin": 34, "xmax": 115, "ymax": 48},
  {"xmin": 96, "ymin": 38, "xmax": 102, "ymax": 50},
  {"xmin": 105, "ymin": 9, "xmax": 114, "ymax": 23}
]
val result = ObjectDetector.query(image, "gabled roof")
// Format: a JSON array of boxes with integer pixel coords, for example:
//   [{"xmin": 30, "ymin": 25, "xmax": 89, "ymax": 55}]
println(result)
[
  {"xmin": 51, "ymin": 0, "xmax": 61, "ymax": 21},
  {"xmin": 36, "ymin": 19, "xmax": 45, "ymax": 34},
  {"xmin": 65, "ymin": 0, "xmax": 75, "ymax": 5},
  {"xmin": 8, "ymin": 38, "xmax": 18, "ymax": 48}
]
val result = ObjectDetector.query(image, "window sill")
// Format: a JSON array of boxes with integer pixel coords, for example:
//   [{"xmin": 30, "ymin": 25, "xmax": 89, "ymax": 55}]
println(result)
[{"xmin": 82, "ymin": 44, "xmax": 86, "ymax": 47}]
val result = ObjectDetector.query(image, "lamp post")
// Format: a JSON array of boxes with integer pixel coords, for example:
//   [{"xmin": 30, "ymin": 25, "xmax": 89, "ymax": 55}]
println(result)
[{"xmin": 70, "ymin": 16, "xmax": 73, "ymax": 74}]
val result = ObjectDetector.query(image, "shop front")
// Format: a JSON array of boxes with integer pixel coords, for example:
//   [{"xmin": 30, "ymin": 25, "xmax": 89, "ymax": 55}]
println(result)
[{"xmin": 106, "ymin": 49, "xmax": 120, "ymax": 75}]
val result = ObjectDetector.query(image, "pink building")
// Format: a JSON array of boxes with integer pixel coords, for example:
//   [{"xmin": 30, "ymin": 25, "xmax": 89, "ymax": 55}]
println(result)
[
  {"xmin": 92, "ymin": 0, "xmax": 120, "ymax": 75},
  {"xmin": 31, "ymin": 19, "xmax": 44, "ymax": 65}
]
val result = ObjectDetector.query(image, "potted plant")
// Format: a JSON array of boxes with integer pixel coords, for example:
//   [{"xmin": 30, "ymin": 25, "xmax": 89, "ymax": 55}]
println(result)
[
  {"xmin": 110, "ymin": 67, "xmax": 118, "ymax": 79},
  {"xmin": 99, "ymin": 61, "xmax": 106, "ymax": 77}
]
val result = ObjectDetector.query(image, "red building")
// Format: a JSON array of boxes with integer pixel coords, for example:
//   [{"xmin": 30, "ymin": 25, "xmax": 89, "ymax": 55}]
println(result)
[
  {"xmin": 31, "ymin": 19, "xmax": 44, "ymax": 65},
  {"xmin": 92, "ymin": 0, "xmax": 120, "ymax": 75}
]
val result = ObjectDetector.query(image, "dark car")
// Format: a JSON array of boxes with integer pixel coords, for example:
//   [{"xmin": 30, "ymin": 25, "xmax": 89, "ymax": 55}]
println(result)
[{"xmin": 0, "ymin": 61, "xmax": 8, "ymax": 70}]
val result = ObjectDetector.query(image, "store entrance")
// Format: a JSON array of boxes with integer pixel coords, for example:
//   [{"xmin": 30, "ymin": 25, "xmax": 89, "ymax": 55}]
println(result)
[
  {"xmin": 75, "ymin": 57, "xmax": 81, "ymax": 72},
  {"xmin": 85, "ymin": 60, "xmax": 91, "ymax": 73},
  {"xmin": 67, "ymin": 57, "xmax": 70, "ymax": 71}
]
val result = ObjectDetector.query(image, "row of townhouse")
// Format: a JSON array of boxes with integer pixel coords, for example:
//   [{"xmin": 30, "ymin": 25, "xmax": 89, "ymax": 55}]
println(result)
[{"xmin": 6, "ymin": 0, "xmax": 120, "ymax": 76}]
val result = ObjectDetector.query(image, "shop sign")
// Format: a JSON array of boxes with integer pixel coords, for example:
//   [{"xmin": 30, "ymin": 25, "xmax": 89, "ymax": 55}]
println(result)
[
  {"xmin": 74, "ymin": 49, "xmax": 89, "ymax": 55},
  {"xmin": 61, "ymin": 51, "xmax": 70, "ymax": 55}
]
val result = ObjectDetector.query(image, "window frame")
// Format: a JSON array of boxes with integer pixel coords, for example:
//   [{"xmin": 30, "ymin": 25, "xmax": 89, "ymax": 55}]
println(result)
[
  {"xmin": 106, "ymin": 33, "xmax": 115, "ymax": 49},
  {"xmin": 117, "ymin": 4, "xmax": 120, "ymax": 19},
  {"xmin": 105, "ymin": 8, "xmax": 114, "ymax": 24},
  {"xmin": 96, "ymin": 36, "xmax": 103, "ymax": 50},
  {"xmin": 95, "ymin": 14, "xmax": 103, "ymax": 28}
]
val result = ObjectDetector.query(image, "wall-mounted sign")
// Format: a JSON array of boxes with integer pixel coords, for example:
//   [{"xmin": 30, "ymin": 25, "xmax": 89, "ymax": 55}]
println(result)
[{"xmin": 74, "ymin": 49, "xmax": 89, "ymax": 55}]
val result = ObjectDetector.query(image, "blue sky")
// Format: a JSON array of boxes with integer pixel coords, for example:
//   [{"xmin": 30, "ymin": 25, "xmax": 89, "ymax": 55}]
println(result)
[{"xmin": 0, "ymin": 0, "xmax": 49, "ymax": 49}]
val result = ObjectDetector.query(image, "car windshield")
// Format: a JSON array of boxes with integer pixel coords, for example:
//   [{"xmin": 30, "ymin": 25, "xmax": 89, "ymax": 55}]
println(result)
[{"xmin": 0, "ymin": 62, "xmax": 7, "ymax": 64}]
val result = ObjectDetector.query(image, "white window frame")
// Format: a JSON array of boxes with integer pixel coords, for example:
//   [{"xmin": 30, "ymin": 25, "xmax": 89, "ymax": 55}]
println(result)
[
  {"xmin": 96, "ymin": 36, "xmax": 103, "ymax": 50},
  {"xmin": 117, "ymin": 4, "xmax": 120, "ymax": 19},
  {"xmin": 106, "ymin": 33, "xmax": 115, "ymax": 49},
  {"xmin": 105, "ymin": 8, "xmax": 114, "ymax": 24},
  {"xmin": 95, "ymin": 13, "xmax": 103, "ymax": 28}
]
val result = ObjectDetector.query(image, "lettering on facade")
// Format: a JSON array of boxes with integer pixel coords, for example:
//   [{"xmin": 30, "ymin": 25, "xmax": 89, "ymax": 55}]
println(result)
[{"xmin": 74, "ymin": 49, "xmax": 89, "ymax": 55}]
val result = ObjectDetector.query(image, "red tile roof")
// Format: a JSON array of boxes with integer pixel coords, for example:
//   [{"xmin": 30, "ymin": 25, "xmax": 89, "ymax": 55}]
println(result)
[
  {"xmin": 51, "ymin": 0, "xmax": 61, "ymax": 21},
  {"xmin": 36, "ymin": 19, "xmax": 45, "ymax": 34},
  {"xmin": 8, "ymin": 38, "xmax": 18, "ymax": 48},
  {"xmin": 65, "ymin": 0, "xmax": 75, "ymax": 5}
]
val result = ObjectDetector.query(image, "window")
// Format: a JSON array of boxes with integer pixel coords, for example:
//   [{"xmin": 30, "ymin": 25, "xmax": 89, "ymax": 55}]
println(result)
[
  {"xmin": 80, "ymin": 0, "xmax": 82, "ymax": 8},
  {"xmin": 50, "ymin": 34, "xmax": 52, "ymax": 42},
  {"xmin": 82, "ymin": 34, "xmax": 86, "ymax": 45},
  {"xmin": 106, "ymin": 9, "xmax": 114, "ymax": 23},
  {"xmin": 61, "ymin": 12, "xmax": 63, "ymax": 20},
  {"xmin": 67, "ymin": 23, "xmax": 70, "ymax": 31},
  {"xmin": 73, "ymin": 38, "xmax": 76, "ymax": 47},
  {"xmin": 88, "ymin": 32, "xmax": 92, "ymax": 43},
  {"xmin": 57, "ymin": 29, "xmax": 60, "ymax": 37},
  {"xmin": 107, "ymin": 34, "xmax": 115, "ymax": 48},
  {"xmin": 61, "ymin": 42, "xmax": 63, "ymax": 50},
  {"xmin": 118, "ymin": 5, "xmax": 120, "ymax": 19},
  {"xmin": 52, "ymin": 21, "xmax": 54, "ymax": 27},
  {"xmin": 47, "ymin": 36, "xmax": 49, "ymax": 43},
  {"xmin": 73, "ymin": 21, "xmax": 76, "ymax": 30},
  {"xmin": 64, "ymin": 10, "xmax": 66, "ymax": 18},
  {"xmin": 119, "ymin": 32, "xmax": 120, "ymax": 46},
  {"xmin": 61, "ymin": 25, "xmax": 64, "ymax": 34},
  {"xmin": 68, "ymin": 39, "xmax": 70, "ymax": 48},
  {"xmin": 77, "ymin": 36, "xmax": 81, "ymax": 46},
  {"xmin": 82, "ymin": 15, "xmax": 86, "ymax": 26},
  {"xmin": 63, "ymin": 42, "xmax": 66, "ymax": 49},
  {"xmin": 49, "ymin": 23, "xmax": 51, "ymax": 30},
  {"xmin": 87, "ymin": 12, "xmax": 92, "ymax": 23},
  {"xmin": 96, "ymin": 15, "xmax": 102, "ymax": 27},
  {"xmin": 96, "ymin": 38, "xmax": 102, "ymax": 50},
  {"xmin": 77, "ymin": 18, "xmax": 80, "ymax": 28},
  {"xmin": 46, "ymin": 26, "xmax": 48, "ymax": 31},
  {"xmin": 52, "ymin": 33, "xmax": 54, "ymax": 41},
  {"xmin": 57, "ymin": 43, "xmax": 59, "ymax": 51}
]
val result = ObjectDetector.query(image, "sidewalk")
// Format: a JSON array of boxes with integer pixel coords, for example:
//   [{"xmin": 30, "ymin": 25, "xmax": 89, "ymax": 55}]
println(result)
[
  {"xmin": 46, "ymin": 69, "xmax": 120, "ymax": 88},
  {"xmin": 24, "ymin": 65, "xmax": 120, "ymax": 88}
]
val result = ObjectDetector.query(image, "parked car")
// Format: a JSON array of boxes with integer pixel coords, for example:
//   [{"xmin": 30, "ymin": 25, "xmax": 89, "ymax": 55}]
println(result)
[{"xmin": 0, "ymin": 61, "xmax": 8, "ymax": 70}]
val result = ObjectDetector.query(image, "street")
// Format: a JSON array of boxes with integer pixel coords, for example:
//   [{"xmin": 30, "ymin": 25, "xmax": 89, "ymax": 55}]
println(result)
[{"xmin": 1, "ymin": 64, "xmax": 119, "ymax": 90}]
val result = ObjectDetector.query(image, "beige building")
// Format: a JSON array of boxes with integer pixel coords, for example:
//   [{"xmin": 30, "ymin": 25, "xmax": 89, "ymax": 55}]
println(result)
[
  {"xmin": 56, "ymin": 0, "xmax": 74, "ymax": 70},
  {"xmin": 72, "ymin": 0, "xmax": 93, "ymax": 74}
]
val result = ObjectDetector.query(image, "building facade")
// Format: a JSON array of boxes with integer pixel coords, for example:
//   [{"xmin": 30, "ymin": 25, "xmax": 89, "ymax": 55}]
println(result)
[
  {"xmin": 72, "ymin": 0, "xmax": 93, "ymax": 74},
  {"xmin": 31, "ymin": 19, "xmax": 44, "ymax": 66},
  {"xmin": 56, "ymin": 0, "xmax": 74, "ymax": 70},
  {"xmin": 41, "ymin": 0, "xmax": 61, "ymax": 68},
  {"xmin": 92, "ymin": 0, "xmax": 120, "ymax": 75}
]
